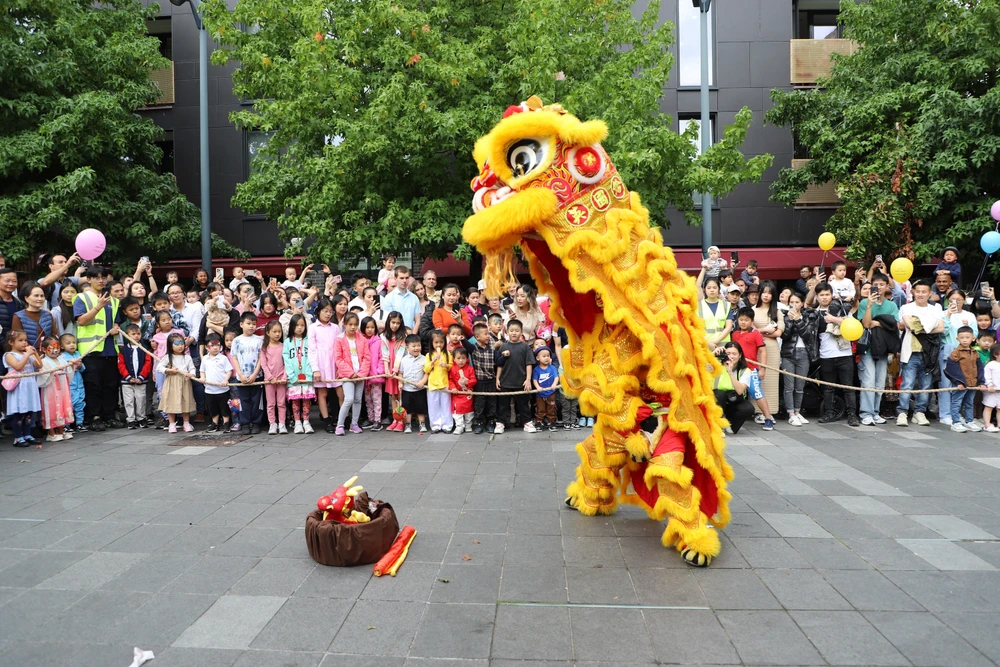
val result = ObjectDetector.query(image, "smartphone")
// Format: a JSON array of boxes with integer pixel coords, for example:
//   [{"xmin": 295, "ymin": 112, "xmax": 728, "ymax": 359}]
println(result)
[
  {"xmin": 215, "ymin": 268, "xmax": 224, "ymax": 282},
  {"xmin": 875, "ymin": 254, "xmax": 882, "ymax": 264},
  {"xmin": 141, "ymin": 313, "xmax": 152, "ymax": 322},
  {"xmin": 332, "ymin": 274, "xmax": 342, "ymax": 284},
  {"xmin": 140, "ymin": 256, "xmax": 149, "ymax": 266},
  {"xmin": 269, "ymin": 278, "xmax": 278, "ymax": 290},
  {"xmin": 292, "ymin": 297, "xmax": 303, "ymax": 309},
  {"xmin": 731, "ymin": 251, "xmax": 739, "ymax": 264},
  {"xmin": 981, "ymin": 281, "xmax": 991, "ymax": 293}
]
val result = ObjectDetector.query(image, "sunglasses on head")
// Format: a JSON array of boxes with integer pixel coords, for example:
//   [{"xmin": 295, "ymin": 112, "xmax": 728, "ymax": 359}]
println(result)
[{"xmin": 171, "ymin": 340, "xmax": 186, "ymax": 346}]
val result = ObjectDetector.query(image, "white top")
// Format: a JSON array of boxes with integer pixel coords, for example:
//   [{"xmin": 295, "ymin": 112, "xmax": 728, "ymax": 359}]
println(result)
[
  {"xmin": 898, "ymin": 302, "xmax": 944, "ymax": 364},
  {"xmin": 985, "ymin": 360, "xmax": 1000, "ymax": 390},
  {"xmin": 156, "ymin": 354, "xmax": 196, "ymax": 376},
  {"xmin": 399, "ymin": 353, "xmax": 426, "ymax": 391},
  {"xmin": 818, "ymin": 309, "xmax": 853, "ymax": 359},
  {"xmin": 828, "ymin": 277, "xmax": 856, "ymax": 302},
  {"xmin": 171, "ymin": 302, "xmax": 205, "ymax": 344},
  {"xmin": 200, "ymin": 352, "xmax": 234, "ymax": 395}
]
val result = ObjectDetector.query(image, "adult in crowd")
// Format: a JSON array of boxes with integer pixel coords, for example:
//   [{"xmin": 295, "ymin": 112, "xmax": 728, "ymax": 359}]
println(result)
[
  {"xmin": 36, "ymin": 252, "xmax": 82, "ymax": 308},
  {"xmin": 713, "ymin": 342, "xmax": 756, "ymax": 434},
  {"xmin": 166, "ymin": 282, "xmax": 204, "ymax": 420},
  {"xmin": 777, "ymin": 287, "xmax": 792, "ymax": 312},
  {"xmin": 381, "ymin": 266, "xmax": 422, "ymax": 331},
  {"xmin": 937, "ymin": 289, "xmax": 977, "ymax": 425},
  {"xmin": 12, "ymin": 282, "xmax": 55, "ymax": 346},
  {"xmin": 347, "ymin": 273, "xmax": 370, "ymax": 305},
  {"xmin": 780, "ymin": 292, "xmax": 818, "ymax": 426},
  {"xmin": 128, "ymin": 280, "xmax": 154, "ymax": 315},
  {"xmin": 930, "ymin": 269, "xmax": 953, "ymax": 304},
  {"xmin": 795, "ymin": 265, "xmax": 813, "ymax": 295},
  {"xmin": 896, "ymin": 280, "xmax": 944, "ymax": 426},
  {"xmin": 433, "ymin": 283, "xmax": 473, "ymax": 336},
  {"xmin": 422, "ymin": 270, "xmax": 439, "ymax": 302},
  {"xmin": 507, "ymin": 285, "xmax": 545, "ymax": 344},
  {"xmin": 74, "ymin": 265, "xmax": 121, "ymax": 431},
  {"xmin": 858, "ymin": 273, "xmax": 899, "ymax": 425},
  {"xmin": 51, "ymin": 281, "xmax": 78, "ymax": 337},
  {"xmin": 809, "ymin": 281, "xmax": 859, "ymax": 426},
  {"xmin": 698, "ymin": 277, "xmax": 732, "ymax": 350},
  {"xmin": 753, "ymin": 281, "xmax": 784, "ymax": 422},
  {"xmin": 0, "ymin": 269, "xmax": 24, "ymax": 335}
]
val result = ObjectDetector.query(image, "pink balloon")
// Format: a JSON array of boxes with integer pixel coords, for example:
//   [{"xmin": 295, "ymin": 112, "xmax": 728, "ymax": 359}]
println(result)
[
  {"xmin": 991, "ymin": 200, "xmax": 1000, "ymax": 222},
  {"xmin": 75, "ymin": 228, "xmax": 106, "ymax": 261}
]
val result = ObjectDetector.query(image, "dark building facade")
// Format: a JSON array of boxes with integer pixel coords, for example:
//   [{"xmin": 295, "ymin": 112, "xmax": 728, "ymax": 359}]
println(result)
[{"xmin": 141, "ymin": 0, "xmax": 842, "ymax": 273}]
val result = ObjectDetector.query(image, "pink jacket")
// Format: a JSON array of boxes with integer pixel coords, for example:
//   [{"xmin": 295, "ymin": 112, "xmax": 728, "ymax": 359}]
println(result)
[
  {"xmin": 366, "ymin": 334, "xmax": 385, "ymax": 383},
  {"xmin": 334, "ymin": 333, "xmax": 370, "ymax": 380}
]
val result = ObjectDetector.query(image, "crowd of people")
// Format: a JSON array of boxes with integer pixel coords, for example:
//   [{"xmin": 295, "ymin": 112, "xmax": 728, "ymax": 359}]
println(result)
[
  {"xmin": 0, "ymin": 253, "xmax": 591, "ymax": 446},
  {"xmin": 697, "ymin": 244, "xmax": 998, "ymax": 435}
]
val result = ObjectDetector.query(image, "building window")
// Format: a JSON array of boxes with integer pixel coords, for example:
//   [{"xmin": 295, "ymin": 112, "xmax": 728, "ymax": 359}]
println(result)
[
  {"xmin": 245, "ymin": 130, "xmax": 275, "ymax": 179},
  {"xmin": 680, "ymin": 115, "xmax": 716, "ymax": 207},
  {"xmin": 677, "ymin": 3, "xmax": 714, "ymax": 88}
]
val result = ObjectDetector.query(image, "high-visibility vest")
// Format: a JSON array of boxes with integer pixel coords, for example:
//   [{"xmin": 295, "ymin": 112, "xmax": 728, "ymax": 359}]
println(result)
[
  {"xmin": 700, "ymin": 300, "xmax": 731, "ymax": 343},
  {"xmin": 75, "ymin": 291, "xmax": 119, "ymax": 356}
]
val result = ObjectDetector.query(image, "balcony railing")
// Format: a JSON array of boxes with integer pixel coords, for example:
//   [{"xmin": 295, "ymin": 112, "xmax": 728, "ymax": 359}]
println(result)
[
  {"xmin": 146, "ymin": 62, "xmax": 175, "ymax": 106},
  {"xmin": 792, "ymin": 159, "xmax": 839, "ymax": 207},
  {"xmin": 790, "ymin": 39, "xmax": 857, "ymax": 86}
]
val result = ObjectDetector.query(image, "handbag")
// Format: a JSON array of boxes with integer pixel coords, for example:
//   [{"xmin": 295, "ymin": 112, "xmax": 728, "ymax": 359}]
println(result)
[{"xmin": 2, "ymin": 377, "xmax": 19, "ymax": 392}]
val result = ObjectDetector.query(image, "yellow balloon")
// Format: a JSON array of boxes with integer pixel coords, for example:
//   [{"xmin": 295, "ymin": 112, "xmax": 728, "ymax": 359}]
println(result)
[
  {"xmin": 818, "ymin": 232, "xmax": 836, "ymax": 252},
  {"xmin": 840, "ymin": 317, "xmax": 864, "ymax": 342},
  {"xmin": 890, "ymin": 257, "xmax": 913, "ymax": 284}
]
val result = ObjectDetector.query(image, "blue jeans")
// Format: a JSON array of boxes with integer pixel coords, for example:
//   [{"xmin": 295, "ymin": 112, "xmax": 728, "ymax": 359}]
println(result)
[
  {"xmin": 898, "ymin": 357, "xmax": 932, "ymax": 415},
  {"xmin": 937, "ymin": 343, "xmax": 955, "ymax": 419},
  {"xmin": 858, "ymin": 354, "xmax": 887, "ymax": 419},
  {"xmin": 190, "ymin": 348, "xmax": 206, "ymax": 414},
  {"xmin": 951, "ymin": 388, "xmax": 975, "ymax": 423}
]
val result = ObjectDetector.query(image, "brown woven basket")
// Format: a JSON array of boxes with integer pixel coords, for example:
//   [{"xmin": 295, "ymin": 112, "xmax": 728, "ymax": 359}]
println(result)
[{"xmin": 304, "ymin": 502, "xmax": 399, "ymax": 567}]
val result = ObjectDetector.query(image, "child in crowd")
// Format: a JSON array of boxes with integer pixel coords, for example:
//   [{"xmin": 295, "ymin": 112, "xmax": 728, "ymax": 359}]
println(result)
[
  {"xmin": 495, "ymin": 319, "xmax": 536, "ymax": 434},
  {"xmin": 382, "ymin": 311, "xmax": 407, "ymax": 430},
  {"xmin": 398, "ymin": 333, "xmax": 428, "ymax": 434},
  {"xmin": 977, "ymin": 312, "xmax": 995, "ymax": 339},
  {"xmin": 377, "ymin": 254, "xmax": 396, "ymax": 294},
  {"xmin": 151, "ymin": 310, "xmax": 184, "ymax": 357},
  {"xmin": 186, "ymin": 289, "xmax": 202, "ymax": 311},
  {"xmin": 59, "ymin": 334, "xmax": 85, "ymax": 432},
  {"xmin": 233, "ymin": 311, "xmax": 265, "ymax": 434},
  {"xmin": 555, "ymin": 328, "xmax": 581, "ymax": 429},
  {"xmin": 334, "ymin": 312, "xmax": 369, "ymax": 435},
  {"xmin": 449, "ymin": 347, "xmax": 476, "ymax": 434},
  {"xmin": 983, "ymin": 342, "xmax": 1000, "ymax": 432},
  {"xmin": 3, "ymin": 331, "xmax": 41, "ymax": 446},
  {"xmin": 740, "ymin": 259, "xmax": 760, "ymax": 286},
  {"xmin": 470, "ymin": 322, "xmax": 498, "ymax": 434},
  {"xmin": 731, "ymin": 307, "xmax": 776, "ymax": 431},
  {"xmin": 117, "ymin": 324, "xmax": 152, "ymax": 429},
  {"xmin": 165, "ymin": 270, "xmax": 179, "ymax": 286},
  {"xmin": 157, "ymin": 332, "xmax": 197, "ymax": 433},
  {"xmin": 447, "ymin": 323, "xmax": 471, "ymax": 355},
  {"xmin": 37, "ymin": 336, "xmax": 74, "ymax": 442},
  {"xmin": 200, "ymin": 333, "xmax": 233, "ymax": 432},
  {"xmin": 487, "ymin": 312, "xmax": 505, "ymax": 348},
  {"xmin": 976, "ymin": 330, "xmax": 996, "ymax": 366},
  {"xmin": 532, "ymin": 346, "xmax": 559, "ymax": 431},
  {"xmin": 936, "ymin": 246, "xmax": 961, "ymax": 286},
  {"xmin": 484, "ymin": 296, "xmax": 507, "ymax": 324},
  {"xmin": 262, "ymin": 321, "xmax": 288, "ymax": 435},
  {"xmin": 284, "ymin": 314, "xmax": 315, "ymax": 434},
  {"xmin": 828, "ymin": 261, "xmax": 856, "ymax": 303},
  {"xmin": 118, "ymin": 297, "xmax": 145, "ymax": 346},
  {"xmin": 946, "ymin": 326, "xmax": 986, "ymax": 433},
  {"xmin": 361, "ymin": 316, "xmax": 385, "ymax": 432},
  {"xmin": 463, "ymin": 288, "xmax": 483, "ymax": 321},
  {"xmin": 701, "ymin": 246, "xmax": 727, "ymax": 280},
  {"xmin": 424, "ymin": 330, "xmax": 453, "ymax": 433},
  {"xmin": 309, "ymin": 297, "xmax": 341, "ymax": 434},
  {"xmin": 229, "ymin": 266, "xmax": 248, "ymax": 293}
]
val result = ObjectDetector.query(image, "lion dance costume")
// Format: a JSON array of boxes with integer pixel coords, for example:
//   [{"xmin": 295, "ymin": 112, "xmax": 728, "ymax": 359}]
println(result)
[{"xmin": 462, "ymin": 97, "xmax": 734, "ymax": 566}]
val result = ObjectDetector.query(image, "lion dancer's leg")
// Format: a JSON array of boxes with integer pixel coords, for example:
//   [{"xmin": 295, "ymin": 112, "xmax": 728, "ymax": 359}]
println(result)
[
  {"xmin": 564, "ymin": 431, "xmax": 627, "ymax": 516},
  {"xmin": 619, "ymin": 407, "xmax": 721, "ymax": 567}
]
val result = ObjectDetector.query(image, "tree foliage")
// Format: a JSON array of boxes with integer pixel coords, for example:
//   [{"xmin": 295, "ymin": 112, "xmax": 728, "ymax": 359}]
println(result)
[
  {"xmin": 768, "ymin": 0, "xmax": 1000, "ymax": 265},
  {"xmin": 202, "ymin": 0, "xmax": 771, "ymax": 264},
  {"xmin": 0, "ymin": 0, "xmax": 243, "ymax": 268}
]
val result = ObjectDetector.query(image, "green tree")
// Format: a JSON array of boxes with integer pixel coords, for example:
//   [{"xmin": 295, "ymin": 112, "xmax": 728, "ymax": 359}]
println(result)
[
  {"xmin": 767, "ymin": 0, "xmax": 1000, "ymax": 266},
  {"xmin": 0, "ymin": 0, "xmax": 242, "ymax": 269},
  {"xmin": 202, "ymin": 0, "xmax": 771, "ymax": 265}
]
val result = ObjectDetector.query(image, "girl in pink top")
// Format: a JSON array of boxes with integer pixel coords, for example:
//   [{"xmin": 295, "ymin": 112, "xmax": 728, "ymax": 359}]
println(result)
[
  {"xmin": 334, "ymin": 313, "xmax": 370, "ymax": 435},
  {"xmin": 151, "ymin": 311, "xmax": 185, "ymax": 357},
  {"xmin": 361, "ymin": 316, "xmax": 385, "ymax": 431},
  {"xmin": 262, "ymin": 321, "xmax": 288, "ymax": 434},
  {"xmin": 308, "ymin": 297, "xmax": 343, "ymax": 433}
]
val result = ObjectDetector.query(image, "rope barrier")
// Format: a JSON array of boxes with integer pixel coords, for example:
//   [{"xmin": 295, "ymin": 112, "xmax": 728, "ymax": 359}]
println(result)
[{"xmin": 751, "ymin": 360, "xmax": 983, "ymax": 395}]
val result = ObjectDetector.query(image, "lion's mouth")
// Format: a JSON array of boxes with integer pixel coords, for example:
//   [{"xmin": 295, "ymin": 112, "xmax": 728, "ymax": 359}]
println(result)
[{"xmin": 522, "ymin": 237, "xmax": 596, "ymax": 338}]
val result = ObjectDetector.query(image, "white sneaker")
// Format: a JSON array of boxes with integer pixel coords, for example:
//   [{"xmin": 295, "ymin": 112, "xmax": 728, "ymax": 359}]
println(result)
[
  {"xmin": 913, "ymin": 412, "xmax": 931, "ymax": 426},
  {"xmin": 966, "ymin": 421, "xmax": 983, "ymax": 432},
  {"xmin": 897, "ymin": 413, "xmax": 909, "ymax": 427},
  {"xmin": 45, "ymin": 434, "xmax": 63, "ymax": 442},
  {"xmin": 494, "ymin": 422, "xmax": 505, "ymax": 434},
  {"xmin": 453, "ymin": 425, "xmax": 464, "ymax": 435},
  {"xmin": 404, "ymin": 424, "xmax": 413, "ymax": 434},
  {"xmin": 268, "ymin": 423, "xmax": 278, "ymax": 435},
  {"xmin": 987, "ymin": 425, "xmax": 1000, "ymax": 433},
  {"xmin": 293, "ymin": 421, "xmax": 304, "ymax": 434},
  {"xmin": 754, "ymin": 414, "xmax": 766, "ymax": 425},
  {"xmin": 861, "ymin": 415, "xmax": 874, "ymax": 426},
  {"xmin": 522, "ymin": 421, "xmax": 538, "ymax": 433},
  {"xmin": 973, "ymin": 419, "xmax": 986, "ymax": 430},
  {"xmin": 873, "ymin": 415, "xmax": 887, "ymax": 424},
  {"xmin": 787, "ymin": 414, "xmax": 799, "ymax": 426},
  {"xmin": 951, "ymin": 422, "xmax": 968, "ymax": 433},
  {"xmin": 940, "ymin": 416, "xmax": 953, "ymax": 426},
  {"xmin": 303, "ymin": 421, "xmax": 314, "ymax": 434},
  {"xmin": 278, "ymin": 423, "xmax": 289, "ymax": 434},
  {"xmin": 797, "ymin": 414, "xmax": 810, "ymax": 424},
  {"xmin": 419, "ymin": 423, "xmax": 427, "ymax": 433}
]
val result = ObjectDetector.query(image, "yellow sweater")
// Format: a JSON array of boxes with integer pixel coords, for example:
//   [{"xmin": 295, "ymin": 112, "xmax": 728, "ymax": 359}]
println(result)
[{"xmin": 423, "ymin": 350, "xmax": 452, "ymax": 391}]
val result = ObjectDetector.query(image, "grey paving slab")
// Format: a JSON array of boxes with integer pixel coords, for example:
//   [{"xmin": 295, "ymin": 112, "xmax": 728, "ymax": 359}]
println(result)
[
  {"xmin": 758, "ymin": 568, "xmax": 853, "ymax": 610},
  {"xmin": 35, "ymin": 550, "xmax": 146, "ymax": 590},
  {"xmin": 716, "ymin": 609, "xmax": 825, "ymax": 665},
  {"xmin": 864, "ymin": 611, "xmax": 995, "ymax": 667},
  {"xmin": 911, "ymin": 514, "xmax": 997, "ymax": 540},
  {"xmin": 228, "ymin": 557, "xmax": 316, "ymax": 596},
  {"xmin": 897, "ymin": 539, "xmax": 998, "ymax": 571},
  {"xmin": 104, "ymin": 592, "xmax": 217, "ymax": 645},
  {"xmin": 790, "ymin": 610, "xmax": 909, "ymax": 665},
  {"xmin": 173, "ymin": 594, "xmax": 286, "ymax": 649},
  {"xmin": 327, "ymin": 599, "xmax": 425, "ymax": 656},
  {"xmin": 408, "ymin": 602, "xmax": 495, "ymax": 659},
  {"xmin": 231, "ymin": 650, "xmax": 323, "ymax": 667},
  {"xmin": 249, "ymin": 597, "xmax": 353, "ymax": 652},
  {"xmin": 693, "ymin": 568, "xmax": 782, "ymax": 610},
  {"xmin": 759, "ymin": 512, "xmax": 833, "ymax": 538},
  {"xmin": 644, "ymin": 608, "xmax": 741, "ymax": 665},
  {"xmin": 491, "ymin": 605, "xmax": 572, "ymax": 661},
  {"xmin": 569, "ymin": 607, "xmax": 655, "ymax": 663},
  {"xmin": 883, "ymin": 570, "xmax": 998, "ymax": 612}
]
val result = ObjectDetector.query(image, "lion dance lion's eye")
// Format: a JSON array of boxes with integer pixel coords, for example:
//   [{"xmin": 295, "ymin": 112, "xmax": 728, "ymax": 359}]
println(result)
[{"xmin": 507, "ymin": 139, "xmax": 544, "ymax": 178}]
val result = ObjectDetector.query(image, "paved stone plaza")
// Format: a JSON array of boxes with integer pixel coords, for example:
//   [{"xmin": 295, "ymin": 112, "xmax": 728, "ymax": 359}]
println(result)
[{"xmin": 1, "ymin": 418, "xmax": 999, "ymax": 666}]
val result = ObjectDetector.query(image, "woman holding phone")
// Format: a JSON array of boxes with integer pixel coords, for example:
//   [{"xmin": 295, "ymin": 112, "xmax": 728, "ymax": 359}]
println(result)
[{"xmin": 781, "ymin": 292, "xmax": 818, "ymax": 426}]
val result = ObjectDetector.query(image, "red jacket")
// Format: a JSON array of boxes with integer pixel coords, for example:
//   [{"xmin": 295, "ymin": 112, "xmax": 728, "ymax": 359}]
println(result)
[
  {"xmin": 448, "ymin": 363, "xmax": 477, "ymax": 414},
  {"xmin": 117, "ymin": 345, "xmax": 153, "ymax": 384},
  {"xmin": 334, "ymin": 333, "xmax": 371, "ymax": 380}
]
